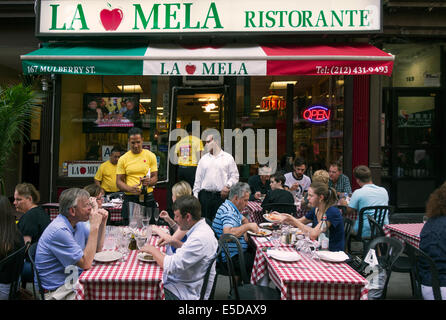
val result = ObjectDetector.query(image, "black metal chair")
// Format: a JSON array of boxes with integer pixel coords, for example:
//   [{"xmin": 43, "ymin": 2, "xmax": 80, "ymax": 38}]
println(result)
[
  {"xmin": 367, "ymin": 215, "xmax": 416, "ymax": 296},
  {"xmin": 336, "ymin": 205, "xmax": 347, "ymax": 217},
  {"xmin": 199, "ymin": 245, "xmax": 220, "ymax": 300},
  {"xmin": 406, "ymin": 243, "xmax": 442, "ymax": 300},
  {"xmin": 27, "ymin": 242, "xmax": 46, "ymax": 300},
  {"xmin": 349, "ymin": 205, "xmax": 394, "ymax": 256},
  {"xmin": 0, "ymin": 242, "xmax": 29, "ymax": 300},
  {"xmin": 261, "ymin": 203, "xmax": 297, "ymax": 216},
  {"xmin": 343, "ymin": 217, "xmax": 354, "ymax": 252},
  {"xmin": 218, "ymin": 233, "xmax": 280, "ymax": 300},
  {"xmin": 367, "ymin": 236, "xmax": 404, "ymax": 300}
]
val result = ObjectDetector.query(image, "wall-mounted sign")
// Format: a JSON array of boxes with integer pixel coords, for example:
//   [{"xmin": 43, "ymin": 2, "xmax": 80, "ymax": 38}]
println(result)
[
  {"xmin": 67, "ymin": 161, "xmax": 102, "ymax": 177},
  {"xmin": 36, "ymin": 0, "xmax": 381, "ymax": 37},
  {"xmin": 303, "ymin": 105, "xmax": 331, "ymax": 123}
]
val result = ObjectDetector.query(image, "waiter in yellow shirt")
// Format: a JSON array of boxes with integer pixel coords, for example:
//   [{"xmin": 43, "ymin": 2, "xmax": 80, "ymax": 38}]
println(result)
[
  {"xmin": 94, "ymin": 147, "xmax": 121, "ymax": 194},
  {"xmin": 174, "ymin": 122, "xmax": 204, "ymax": 189},
  {"xmin": 116, "ymin": 128, "xmax": 158, "ymax": 226}
]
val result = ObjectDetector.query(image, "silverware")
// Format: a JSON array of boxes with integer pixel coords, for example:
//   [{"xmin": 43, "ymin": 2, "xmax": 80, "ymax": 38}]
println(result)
[
  {"xmin": 321, "ymin": 264, "xmax": 346, "ymax": 269},
  {"xmin": 278, "ymin": 265, "xmax": 308, "ymax": 269}
]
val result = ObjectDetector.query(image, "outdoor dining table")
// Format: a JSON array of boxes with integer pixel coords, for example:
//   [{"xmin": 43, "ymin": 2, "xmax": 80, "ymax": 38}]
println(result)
[
  {"xmin": 249, "ymin": 235, "xmax": 369, "ymax": 300},
  {"xmin": 42, "ymin": 202, "xmax": 123, "ymax": 223},
  {"xmin": 383, "ymin": 223, "xmax": 423, "ymax": 248},
  {"xmin": 75, "ymin": 227, "xmax": 167, "ymax": 300}
]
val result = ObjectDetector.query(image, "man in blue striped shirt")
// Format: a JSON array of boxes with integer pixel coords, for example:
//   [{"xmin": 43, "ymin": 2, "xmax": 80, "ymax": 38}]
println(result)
[{"xmin": 212, "ymin": 182, "xmax": 259, "ymax": 278}]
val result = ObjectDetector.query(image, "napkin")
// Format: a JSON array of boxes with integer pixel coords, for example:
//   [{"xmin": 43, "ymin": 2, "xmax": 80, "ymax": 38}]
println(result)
[
  {"xmin": 317, "ymin": 251, "xmax": 349, "ymax": 262},
  {"xmin": 267, "ymin": 250, "xmax": 300, "ymax": 261}
]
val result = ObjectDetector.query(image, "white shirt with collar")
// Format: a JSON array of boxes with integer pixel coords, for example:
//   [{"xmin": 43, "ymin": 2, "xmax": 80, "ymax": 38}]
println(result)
[
  {"xmin": 193, "ymin": 149, "xmax": 239, "ymax": 197},
  {"xmin": 163, "ymin": 219, "xmax": 218, "ymax": 300}
]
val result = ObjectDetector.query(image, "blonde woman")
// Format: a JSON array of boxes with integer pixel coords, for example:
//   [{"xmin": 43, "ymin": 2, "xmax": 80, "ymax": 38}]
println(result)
[{"xmin": 153, "ymin": 181, "xmax": 192, "ymax": 251}]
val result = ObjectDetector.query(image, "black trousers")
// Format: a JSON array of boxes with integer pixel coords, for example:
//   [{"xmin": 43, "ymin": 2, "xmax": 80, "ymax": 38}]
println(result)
[
  {"xmin": 121, "ymin": 193, "xmax": 157, "ymax": 226},
  {"xmin": 198, "ymin": 190, "xmax": 225, "ymax": 222},
  {"xmin": 177, "ymin": 165, "xmax": 197, "ymax": 189}
]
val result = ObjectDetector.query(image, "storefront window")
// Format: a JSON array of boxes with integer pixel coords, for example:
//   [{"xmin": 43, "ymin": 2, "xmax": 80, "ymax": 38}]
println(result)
[
  {"xmin": 58, "ymin": 75, "xmax": 170, "ymax": 182},
  {"xmin": 382, "ymin": 44, "xmax": 441, "ymax": 88},
  {"xmin": 235, "ymin": 75, "xmax": 344, "ymax": 177}
]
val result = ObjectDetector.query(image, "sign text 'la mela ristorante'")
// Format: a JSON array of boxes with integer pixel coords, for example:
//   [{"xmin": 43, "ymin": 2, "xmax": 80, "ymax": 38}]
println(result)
[{"xmin": 38, "ymin": 0, "xmax": 382, "ymax": 36}]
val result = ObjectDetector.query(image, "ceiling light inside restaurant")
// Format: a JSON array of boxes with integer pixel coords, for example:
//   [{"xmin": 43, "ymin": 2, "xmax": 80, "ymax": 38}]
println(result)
[
  {"xmin": 204, "ymin": 103, "xmax": 218, "ymax": 112},
  {"xmin": 116, "ymin": 85, "xmax": 143, "ymax": 93},
  {"xmin": 269, "ymin": 81, "xmax": 297, "ymax": 90},
  {"xmin": 140, "ymin": 98, "xmax": 151, "ymax": 103}
]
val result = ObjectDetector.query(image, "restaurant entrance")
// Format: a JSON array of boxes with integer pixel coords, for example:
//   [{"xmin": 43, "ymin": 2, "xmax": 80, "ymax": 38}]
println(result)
[
  {"xmin": 169, "ymin": 84, "xmax": 231, "ymax": 185},
  {"xmin": 381, "ymin": 87, "xmax": 444, "ymax": 211}
]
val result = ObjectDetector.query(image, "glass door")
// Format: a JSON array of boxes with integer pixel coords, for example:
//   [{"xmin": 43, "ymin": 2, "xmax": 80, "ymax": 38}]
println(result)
[{"xmin": 382, "ymin": 88, "xmax": 442, "ymax": 210}]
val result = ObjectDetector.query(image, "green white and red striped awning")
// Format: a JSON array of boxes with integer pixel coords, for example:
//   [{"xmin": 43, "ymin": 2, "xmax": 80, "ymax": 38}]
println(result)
[{"xmin": 21, "ymin": 43, "xmax": 394, "ymax": 76}]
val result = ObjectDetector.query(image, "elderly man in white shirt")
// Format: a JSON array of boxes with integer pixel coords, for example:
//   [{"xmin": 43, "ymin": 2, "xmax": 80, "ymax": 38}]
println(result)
[
  {"xmin": 193, "ymin": 133, "xmax": 239, "ymax": 222},
  {"xmin": 140, "ymin": 195, "xmax": 218, "ymax": 300}
]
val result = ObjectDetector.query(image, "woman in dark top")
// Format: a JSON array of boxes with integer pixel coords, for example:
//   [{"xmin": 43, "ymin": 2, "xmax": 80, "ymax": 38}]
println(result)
[
  {"xmin": 14, "ymin": 183, "xmax": 50, "ymax": 288},
  {"xmin": 419, "ymin": 182, "xmax": 446, "ymax": 300},
  {"xmin": 0, "ymin": 195, "xmax": 25, "ymax": 300},
  {"xmin": 279, "ymin": 182, "xmax": 344, "ymax": 252},
  {"xmin": 261, "ymin": 171, "xmax": 295, "ymax": 214},
  {"xmin": 14, "ymin": 183, "xmax": 50, "ymax": 244}
]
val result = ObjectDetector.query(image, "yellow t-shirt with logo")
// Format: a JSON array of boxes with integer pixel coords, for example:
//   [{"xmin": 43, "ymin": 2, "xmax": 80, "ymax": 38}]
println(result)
[
  {"xmin": 94, "ymin": 160, "xmax": 119, "ymax": 193},
  {"xmin": 116, "ymin": 149, "xmax": 158, "ymax": 195},
  {"xmin": 174, "ymin": 135, "xmax": 204, "ymax": 167}
]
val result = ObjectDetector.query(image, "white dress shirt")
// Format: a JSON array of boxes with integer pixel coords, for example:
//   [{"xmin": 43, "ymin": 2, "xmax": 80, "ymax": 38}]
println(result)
[
  {"xmin": 193, "ymin": 150, "xmax": 239, "ymax": 197},
  {"xmin": 163, "ymin": 219, "xmax": 218, "ymax": 300}
]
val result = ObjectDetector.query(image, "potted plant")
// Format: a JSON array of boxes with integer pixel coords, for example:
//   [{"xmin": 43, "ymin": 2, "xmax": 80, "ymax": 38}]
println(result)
[{"xmin": 0, "ymin": 83, "xmax": 40, "ymax": 195}]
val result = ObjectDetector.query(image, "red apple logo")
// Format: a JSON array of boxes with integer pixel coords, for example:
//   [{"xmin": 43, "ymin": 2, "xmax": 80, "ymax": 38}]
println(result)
[
  {"xmin": 80, "ymin": 167, "xmax": 86, "ymax": 175},
  {"xmin": 100, "ymin": 4, "xmax": 123, "ymax": 31},
  {"xmin": 185, "ymin": 64, "xmax": 196, "ymax": 75}
]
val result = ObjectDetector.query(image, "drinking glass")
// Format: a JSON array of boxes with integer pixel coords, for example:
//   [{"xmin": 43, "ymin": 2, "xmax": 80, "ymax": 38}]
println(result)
[
  {"xmin": 423, "ymin": 215, "xmax": 428, "ymax": 224},
  {"xmin": 271, "ymin": 230, "xmax": 281, "ymax": 250},
  {"xmin": 145, "ymin": 225, "xmax": 152, "ymax": 242},
  {"xmin": 117, "ymin": 236, "xmax": 128, "ymax": 262},
  {"xmin": 136, "ymin": 236, "xmax": 147, "ymax": 250},
  {"xmin": 144, "ymin": 207, "xmax": 153, "ymax": 225},
  {"xmin": 153, "ymin": 208, "xmax": 160, "ymax": 225},
  {"xmin": 142, "ymin": 218, "xmax": 149, "ymax": 228}
]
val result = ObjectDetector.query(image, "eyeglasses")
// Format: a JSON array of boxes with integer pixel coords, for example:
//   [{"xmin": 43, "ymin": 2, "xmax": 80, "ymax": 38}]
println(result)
[{"xmin": 205, "ymin": 139, "xmax": 212, "ymax": 143}]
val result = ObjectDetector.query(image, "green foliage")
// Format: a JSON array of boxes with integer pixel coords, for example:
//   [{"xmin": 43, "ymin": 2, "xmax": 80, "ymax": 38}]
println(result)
[{"xmin": 0, "ymin": 83, "xmax": 40, "ymax": 178}]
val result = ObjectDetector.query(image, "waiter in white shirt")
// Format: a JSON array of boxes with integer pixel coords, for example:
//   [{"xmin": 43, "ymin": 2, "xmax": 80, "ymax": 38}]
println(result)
[{"xmin": 193, "ymin": 133, "xmax": 239, "ymax": 222}]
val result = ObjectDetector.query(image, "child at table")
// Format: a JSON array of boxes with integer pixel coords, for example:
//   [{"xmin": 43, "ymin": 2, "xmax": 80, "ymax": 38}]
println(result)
[{"xmin": 278, "ymin": 182, "xmax": 345, "ymax": 252}]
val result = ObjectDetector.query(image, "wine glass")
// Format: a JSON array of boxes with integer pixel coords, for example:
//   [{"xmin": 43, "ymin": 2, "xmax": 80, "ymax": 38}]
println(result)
[
  {"xmin": 142, "ymin": 217, "xmax": 149, "ymax": 228},
  {"xmin": 153, "ymin": 208, "xmax": 160, "ymax": 225},
  {"xmin": 144, "ymin": 207, "xmax": 153, "ymax": 226},
  {"xmin": 136, "ymin": 236, "xmax": 147, "ymax": 250}
]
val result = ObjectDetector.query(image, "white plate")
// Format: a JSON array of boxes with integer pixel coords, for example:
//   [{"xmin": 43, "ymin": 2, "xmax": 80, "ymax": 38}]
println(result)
[
  {"xmin": 137, "ymin": 252, "xmax": 155, "ymax": 263},
  {"xmin": 268, "ymin": 250, "xmax": 301, "ymax": 262},
  {"xmin": 94, "ymin": 251, "xmax": 122, "ymax": 263},
  {"xmin": 247, "ymin": 228, "xmax": 272, "ymax": 237},
  {"xmin": 317, "ymin": 251, "xmax": 349, "ymax": 263},
  {"xmin": 263, "ymin": 213, "xmax": 284, "ymax": 223}
]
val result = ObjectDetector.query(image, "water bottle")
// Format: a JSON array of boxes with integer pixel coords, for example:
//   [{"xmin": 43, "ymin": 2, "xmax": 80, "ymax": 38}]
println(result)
[{"xmin": 318, "ymin": 215, "xmax": 329, "ymax": 250}]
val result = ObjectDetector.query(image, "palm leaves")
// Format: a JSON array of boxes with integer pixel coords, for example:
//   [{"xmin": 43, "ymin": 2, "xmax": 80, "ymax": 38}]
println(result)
[{"xmin": 0, "ymin": 83, "xmax": 41, "ymax": 179}]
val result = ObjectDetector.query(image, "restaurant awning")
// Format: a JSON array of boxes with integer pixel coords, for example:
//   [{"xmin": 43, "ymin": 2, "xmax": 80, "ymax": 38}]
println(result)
[{"xmin": 21, "ymin": 43, "xmax": 394, "ymax": 76}]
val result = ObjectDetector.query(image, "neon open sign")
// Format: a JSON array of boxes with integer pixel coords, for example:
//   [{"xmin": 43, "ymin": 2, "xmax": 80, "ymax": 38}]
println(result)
[{"xmin": 303, "ymin": 105, "xmax": 331, "ymax": 123}]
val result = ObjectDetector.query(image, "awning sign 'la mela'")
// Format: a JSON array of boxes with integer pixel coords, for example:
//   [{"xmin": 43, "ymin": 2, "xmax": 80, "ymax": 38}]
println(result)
[{"xmin": 37, "ymin": 0, "xmax": 382, "ymax": 36}]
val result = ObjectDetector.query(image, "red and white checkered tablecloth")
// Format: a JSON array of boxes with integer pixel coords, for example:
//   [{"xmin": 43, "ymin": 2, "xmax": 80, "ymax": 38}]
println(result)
[
  {"xmin": 43, "ymin": 203, "xmax": 123, "ymax": 222},
  {"xmin": 75, "ymin": 231, "xmax": 167, "ymax": 300},
  {"xmin": 250, "ymin": 243, "xmax": 368, "ymax": 300},
  {"xmin": 383, "ymin": 223, "xmax": 423, "ymax": 248}
]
